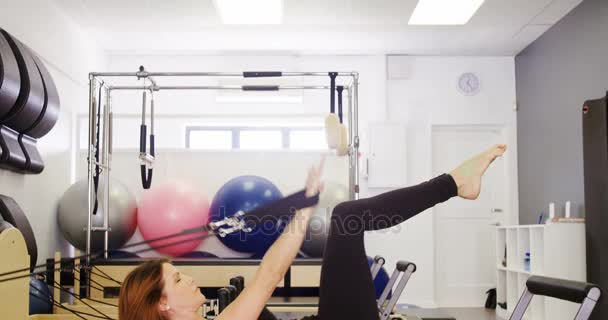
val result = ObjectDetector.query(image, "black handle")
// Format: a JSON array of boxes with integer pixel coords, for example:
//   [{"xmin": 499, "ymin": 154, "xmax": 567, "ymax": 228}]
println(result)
[
  {"xmin": 230, "ymin": 276, "xmax": 244, "ymax": 296},
  {"xmin": 139, "ymin": 125, "xmax": 147, "ymax": 154},
  {"xmin": 140, "ymin": 165, "xmax": 152, "ymax": 189},
  {"xmin": 226, "ymin": 285, "xmax": 237, "ymax": 302},
  {"xmin": 527, "ymin": 275, "xmax": 600, "ymax": 303},
  {"xmin": 140, "ymin": 91, "xmax": 154, "ymax": 189},
  {"xmin": 396, "ymin": 260, "xmax": 417, "ymax": 273},
  {"xmin": 242, "ymin": 85, "xmax": 279, "ymax": 91},
  {"xmin": 329, "ymin": 72, "xmax": 337, "ymax": 114},
  {"xmin": 243, "ymin": 71, "xmax": 282, "ymax": 78},
  {"xmin": 337, "ymin": 85, "xmax": 344, "ymax": 123},
  {"xmin": 149, "ymin": 134, "xmax": 155, "ymax": 157},
  {"xmin": 373, "ymin": 255, "xmax": 385, "ymax": 265},
  {"xmin": 217, "ymin": 288, "xmax": 230, "ymax": 312}
]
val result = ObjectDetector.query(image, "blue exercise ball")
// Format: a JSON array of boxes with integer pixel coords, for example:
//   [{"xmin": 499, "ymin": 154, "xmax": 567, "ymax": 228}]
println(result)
[
  {"xmin": 210, "ymin": 175, "xmax": 283, "ymax": 255},
  {"xmin": 367, "ymin": 256, "xmax": 392, "ymax": 299},
  {"xmin": 179, "ymin": 251, "xmax": 218, "ymax": 259},
  {"xmin": 29, "ymin": 277, "xmax": 52, "ymax": 315}
]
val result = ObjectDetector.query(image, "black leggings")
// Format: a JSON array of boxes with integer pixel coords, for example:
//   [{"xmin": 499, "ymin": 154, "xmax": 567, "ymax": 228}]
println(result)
[{"xmin": 318, "ymin": 174, "xmax": 457, "ymax": 320}]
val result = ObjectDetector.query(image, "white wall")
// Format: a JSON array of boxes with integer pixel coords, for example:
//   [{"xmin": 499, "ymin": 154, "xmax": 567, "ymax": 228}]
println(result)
[
  {"xmin": 0, "ymin": 0, "xmax": 107, "ymax": 265},
  {"xmin": 88, "ymin": 53, "xmax": 518, "ymax": 306},
  {"xmin": 364, "ymin": 56, "xmax": 519, "ymax": 307}
]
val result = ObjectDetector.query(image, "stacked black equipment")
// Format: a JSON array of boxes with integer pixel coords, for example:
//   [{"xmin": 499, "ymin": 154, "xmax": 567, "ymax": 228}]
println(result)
[
  {"xmin": 582, "ymin": 92, "xmax": 608, "ymax": 320},
  {"xmin": 0, "ymin": 28, "xmax": 60, "ymax": 174}
]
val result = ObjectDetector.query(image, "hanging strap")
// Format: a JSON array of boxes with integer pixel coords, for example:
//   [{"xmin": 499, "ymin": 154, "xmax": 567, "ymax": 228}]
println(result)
[
  {"xmin": 337, "ymin": 85, "xmax": 344, "ymax": 124},
  {"xmin": 329, "ymin": 72, "xmax": 337, "ymax": 114},
  {"xmin": 139, "ymin": 91, "xmax": 155, "ymax": 189}
]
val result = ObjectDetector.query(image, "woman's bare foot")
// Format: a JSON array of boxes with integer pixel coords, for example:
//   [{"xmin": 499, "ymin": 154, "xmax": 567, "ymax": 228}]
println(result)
[{"xmin": 449, "ymin": 144, "xmax": 507, "ymax": 200}]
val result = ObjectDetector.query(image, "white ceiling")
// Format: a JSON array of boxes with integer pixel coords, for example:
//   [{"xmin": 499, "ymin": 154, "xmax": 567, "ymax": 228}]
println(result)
[{"xmin": 55, "ymin": 0, "xmax": 583, "ymax": 55}]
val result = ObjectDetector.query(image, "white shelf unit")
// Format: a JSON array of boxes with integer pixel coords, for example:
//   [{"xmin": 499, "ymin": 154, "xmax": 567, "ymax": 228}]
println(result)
[{"xmin": 495, "ymin": 224, "xmax": 586, "ymax": 320}]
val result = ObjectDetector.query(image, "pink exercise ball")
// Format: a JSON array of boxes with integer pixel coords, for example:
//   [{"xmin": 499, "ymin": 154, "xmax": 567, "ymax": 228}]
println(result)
[{"xmin": 138, "ymin": 182, "xmax": 210, "ymax": 257}]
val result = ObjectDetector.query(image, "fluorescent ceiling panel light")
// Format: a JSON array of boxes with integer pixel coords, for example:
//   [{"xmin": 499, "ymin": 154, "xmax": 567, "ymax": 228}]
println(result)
[
  {"xmin": 214, "ymin": 0, "xmax": 283, "ymax": 24},
  {"xmin": 408, "ymin": 0, "xmax": 485, "ymax": 25}
]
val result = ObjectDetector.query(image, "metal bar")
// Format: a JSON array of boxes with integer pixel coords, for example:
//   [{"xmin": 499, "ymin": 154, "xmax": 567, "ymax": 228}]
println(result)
[
  {"xmin": 108, "ymin": 85, "xmax": 336, "ymax": 91},
  {"xmin": 370, "ymin": 256, "xmax": 385, "ymax": 280},
  {"xmin": 141, "ymin": 92, "xmax": 146, "ymax": 124},
  {"xmin": 89, "ymin": 161, "xmax": 110, "ymax": 170},
  {"xmin": 102, "ymin": 88, "xmax": 111, "ymax": 259},
  {"xmin": 90, "ymin": 227, "xmax": 111, "ymax": 231},
  {"xmin": 109, "ymin": 111, "xmax": 113, "ymax": 155},
  {"xmin": 574, "ymin": 288, "xmax": 601, "ymax": 320},
  {"xmin": 90, "ymin": 71, "xmax": 357, "ymax": 77},
  {"xmin": 85, "ymin": 76, "xmax": 97, "ymax": 298},
  {"xmin": 509, "ymin": 289, "xmax": 533, "ymax": 320},
  {"xmin": 347, "ymin": 86, "xmax": 355, "ymax": 200},
  {"xmin": 380, "ymin": 265, "xmax": 415, "ymax": 320},
  {"xmin": 352, "ymin": 74, "xmax": 360, "ymax": 199},
  {"xmin": 377, "ymin": 268, "xmax": 401, "ymax": 311},
  {"xmin": 150, "ymin": 94, "xmax": 155, "ymax": 134}
]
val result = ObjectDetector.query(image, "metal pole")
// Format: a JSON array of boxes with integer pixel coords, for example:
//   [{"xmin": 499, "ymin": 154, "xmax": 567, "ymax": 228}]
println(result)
[
  {"xmin": 509, "ymin": 289, "xmax": 533, "ymax": 320},
  {"xmin": 86, "ymin": 76, "xmax": 97, "ymax": 297},
  {"xmin": 91, "ymin": 71, "xmax": 357, "ymax": 77},
  {"xmin": 102, "ymin": 88, "xmax": 111, "ymax": 258},
  {"xmin": 108, "ymin": 85, "xmax": 335, "ymax": 91},
  {"xmin": 352, "ymin": 74, "xmax": 360, "ymax": 199},
  {"xmin": 347, "ymin": 86, "xmax": 356, "ymax": 200}
]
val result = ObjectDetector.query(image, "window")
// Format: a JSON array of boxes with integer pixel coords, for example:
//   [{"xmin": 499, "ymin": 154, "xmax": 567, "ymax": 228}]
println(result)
[
  {"xmin": 77, "ymin": 115, "xmax": 329, "ymax": 151},
  {"xmin": 289, "ymin": 129, "xmax": 327, "ymax": 150},
  {"xmin": 187, "ymin": 130, "xmax": 233, "ymax": 150},
  {"xmin": 186, "ymin": 126, "xmax": 326, "ymax": 151},
  {"xmin": 239, "ymin": 130, "xmax": 283, "ymax": 150}
]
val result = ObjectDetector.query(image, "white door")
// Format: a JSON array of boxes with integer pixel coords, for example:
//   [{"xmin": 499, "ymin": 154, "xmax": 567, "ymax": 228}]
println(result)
[{"xmin": 432, "ymin": 125, "xmax": 507, "ymax": 307}]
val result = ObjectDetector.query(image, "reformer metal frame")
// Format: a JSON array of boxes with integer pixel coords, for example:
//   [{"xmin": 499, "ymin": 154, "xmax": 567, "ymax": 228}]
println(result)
[
  {"xmin": 85, "ymin": 69, "xmax": 361, "ymax": 295},
  {"xmin": 370, "ymin": 256, "xmax": 418, "ymax": 320},
  {"xmin": 510, "ymin": 276, "xmax": 602, "ymax": 320}
]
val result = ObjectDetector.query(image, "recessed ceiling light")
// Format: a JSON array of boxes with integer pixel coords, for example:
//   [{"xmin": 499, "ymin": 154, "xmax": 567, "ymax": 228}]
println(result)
[
  {"xmin": 214, "ymin": 0, "xmax": 283, "ymax": 25},
  {"xmin": 408, "ymin": 0, "xmax": 485, "ymax": 25}
]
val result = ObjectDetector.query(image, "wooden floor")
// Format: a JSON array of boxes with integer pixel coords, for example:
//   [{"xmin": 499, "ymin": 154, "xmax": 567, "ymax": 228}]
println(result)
[
  {"xmin": 390, "ymin": 307, "xmax": 498, "ymax": 320},
  {"xmin": 440, "ymin": 308, "xmax": 498, "ymax": 320},
  {"xmin": 273, "ymin": 307, "xmax": 499, "ymax": 320}
]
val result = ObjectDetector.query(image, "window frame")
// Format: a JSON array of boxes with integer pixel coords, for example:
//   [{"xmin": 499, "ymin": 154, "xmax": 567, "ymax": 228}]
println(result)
[{"xmin": 185, "ymin": 125, "xmax": 325, "ymax": 151}]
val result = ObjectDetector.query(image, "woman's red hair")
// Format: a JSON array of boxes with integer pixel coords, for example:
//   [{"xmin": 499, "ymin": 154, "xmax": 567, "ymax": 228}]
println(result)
[{"xmin": 119, "ymin": 259, "xmax": 169, "ymax": 320}]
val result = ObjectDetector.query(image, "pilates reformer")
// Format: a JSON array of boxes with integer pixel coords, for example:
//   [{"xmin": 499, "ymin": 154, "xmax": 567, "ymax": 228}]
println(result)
[{"xmin": 198, "ymin": 256, "xmax": 418, "ymax": 320}]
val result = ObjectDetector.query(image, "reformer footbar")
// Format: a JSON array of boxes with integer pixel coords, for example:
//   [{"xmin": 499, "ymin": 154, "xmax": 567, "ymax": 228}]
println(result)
[
  {"xmin": 370, "ymin": 256, "xmax": 418, "ymax": 320},
  {"xmin": 510, "ymin": 275, "xmax": 602, "ymax": 320}
]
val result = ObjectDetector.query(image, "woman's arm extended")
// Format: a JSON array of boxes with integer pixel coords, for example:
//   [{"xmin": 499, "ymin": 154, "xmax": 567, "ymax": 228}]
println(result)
[{"xmin": 217, "ymin": 159, "xmax": 324, "ymax": 320}]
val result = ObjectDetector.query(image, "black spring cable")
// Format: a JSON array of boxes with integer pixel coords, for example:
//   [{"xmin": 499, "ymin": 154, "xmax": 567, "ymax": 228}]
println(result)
[
  {"xmin": 91, "ymin": 267, "xmax": 122, "ymax": 286},
  {"xmin": 51, "ymin": 281, "xmax": 114, "ymax": 320},
  {"xmin": 72, "ymin": 268, "xmax": 108, "ymax": 293},
  {"xmin": 93, "ymin": 81, "xmax": 104, "ymax": 215}
]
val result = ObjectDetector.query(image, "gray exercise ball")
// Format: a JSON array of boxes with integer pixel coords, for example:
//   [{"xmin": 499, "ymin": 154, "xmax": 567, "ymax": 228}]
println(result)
[
  {"xmin": 57, "ymin": 177, "xmax": 137, "ymax": 252},
  {"xmin": 300, "ymin": 182, "xmax": 349, "ymax": 258}
]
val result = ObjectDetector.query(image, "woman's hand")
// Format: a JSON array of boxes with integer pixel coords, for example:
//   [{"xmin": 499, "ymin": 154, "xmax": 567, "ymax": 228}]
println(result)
[{"xmin": 305, "ymin": 157, "xmax": 325, "ymax": 198}]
